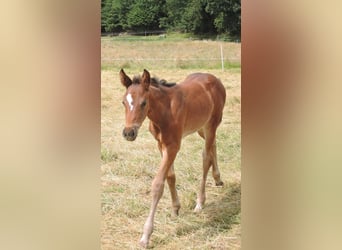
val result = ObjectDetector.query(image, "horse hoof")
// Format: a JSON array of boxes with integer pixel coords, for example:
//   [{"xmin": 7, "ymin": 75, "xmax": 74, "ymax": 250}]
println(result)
[
  {"xmin": 171, "ymin": 210, "xmax": 179, "ymax": 217},
  {"xmin": 139, "ymin": 239, "xmax": 148, "ymax": 248},
  {"xmin": 139, "ymin": 235, "xmax": 149, "ymax": 248},
  {"xmin": 194, "ymin": 203, "xmax": 202, "ymax": 212},
  {"xmin": 215, "ymin": 181, "xmax": 224, "ymax": 186}
]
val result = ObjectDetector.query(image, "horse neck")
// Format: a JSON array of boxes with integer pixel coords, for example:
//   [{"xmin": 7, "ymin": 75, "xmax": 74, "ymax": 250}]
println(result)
[{"xmin": 147, "ymin": 86, "xmax": 171, "ymax": 125}]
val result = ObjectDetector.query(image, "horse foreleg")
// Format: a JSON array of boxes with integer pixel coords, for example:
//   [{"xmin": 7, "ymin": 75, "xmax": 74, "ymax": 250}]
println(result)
[
  {"xmin": 139, "ymin": 173, "xmax": 165, "ymax": 248},
  {"xmin": 139, "ymin": 144, "xmax": 179, "ymax": 248},
  {"xmin": 158, "ymin": 139, "xmax": 180, "ymax": 216}
]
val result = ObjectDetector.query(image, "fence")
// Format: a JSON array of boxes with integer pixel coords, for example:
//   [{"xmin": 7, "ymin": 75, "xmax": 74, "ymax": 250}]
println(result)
[
  {"xmin": 103, "ymin": 45, "xmax": 227, "ymax": 71},
  {"xmin": 101, "ymin": 36, "xmax": 241, "ymax": 71}
]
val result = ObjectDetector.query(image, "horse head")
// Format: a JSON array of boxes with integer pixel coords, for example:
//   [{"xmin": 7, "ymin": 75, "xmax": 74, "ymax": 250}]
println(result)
[{"xmin": 120, "ymin": 69, "xmax": 150, "ymax": 141}]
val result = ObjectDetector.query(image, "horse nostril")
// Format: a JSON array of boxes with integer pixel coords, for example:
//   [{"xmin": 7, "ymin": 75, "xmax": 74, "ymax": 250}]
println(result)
[
  {"xmin": 123, "ymin": 127, "xmax": 138, "ymax": 141},
  {"xmin": 129, "ymin": 129, "xmax": 136, "ymax": 138}
]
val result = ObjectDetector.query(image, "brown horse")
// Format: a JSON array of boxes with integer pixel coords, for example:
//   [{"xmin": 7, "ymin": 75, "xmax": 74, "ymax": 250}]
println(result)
[{"xmin": 120, "ymin": 69, "xmax": 226, "ymax": 248}]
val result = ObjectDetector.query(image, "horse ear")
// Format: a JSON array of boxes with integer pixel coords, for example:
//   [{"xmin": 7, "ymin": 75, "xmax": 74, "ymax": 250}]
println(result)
[
  {"xmin": 141, "ymin": 69, "xmax": 150, "ymax": 90},
  {"xmin": 120, "ymin": 69, "xmax": 132, "ymax": 88}
]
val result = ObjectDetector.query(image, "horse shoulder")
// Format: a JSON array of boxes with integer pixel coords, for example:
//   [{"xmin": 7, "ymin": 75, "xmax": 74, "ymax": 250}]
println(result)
[
  {"xmin": 169, "ymin": 89, "xmax": 186, "ymax": 120},
  {"xmin": 149, "ymin": 121, "xmax": 160, "ymax": 138}
]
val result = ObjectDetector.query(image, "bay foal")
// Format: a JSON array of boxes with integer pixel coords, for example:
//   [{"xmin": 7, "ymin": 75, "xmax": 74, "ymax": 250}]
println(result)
[{"xmin": 120, "ymin": 69, "xmax": 226, "ymax": 248}]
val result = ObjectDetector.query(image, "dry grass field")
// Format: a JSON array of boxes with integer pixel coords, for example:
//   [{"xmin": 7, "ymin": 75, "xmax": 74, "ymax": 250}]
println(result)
[{"xmin": 101, "ymin": 35, "xmax": 241, "ymax": 249}]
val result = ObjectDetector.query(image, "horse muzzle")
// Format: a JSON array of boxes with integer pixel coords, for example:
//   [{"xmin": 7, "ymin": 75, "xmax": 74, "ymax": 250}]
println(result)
[{"xmin": 122, "ymin": 126, "xmax": 138, "ymax": 141}]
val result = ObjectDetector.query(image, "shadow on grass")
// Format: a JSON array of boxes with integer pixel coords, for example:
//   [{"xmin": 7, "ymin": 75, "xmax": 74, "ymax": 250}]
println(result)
[
  {"xmin": 150, "ymin": 181, "xmax": 241, "ymax": 248},
  {"xmin": 177, "ymin": 181, "xmax": 241, "ymax": 236},
  {"xmin": 203, "ymin": 181, "xmax": 241, "ymax": 232}
]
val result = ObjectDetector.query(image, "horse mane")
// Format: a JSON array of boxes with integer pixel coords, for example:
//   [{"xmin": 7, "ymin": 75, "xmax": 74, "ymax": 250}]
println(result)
[{"xmin": 132, "ymin": 75, "xmax": 176, "ymax": 88}]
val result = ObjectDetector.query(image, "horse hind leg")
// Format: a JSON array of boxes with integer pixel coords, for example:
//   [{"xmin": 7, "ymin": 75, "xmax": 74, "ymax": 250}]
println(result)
[
  {"xmin": 210, "ymin": 141, "xmax": 224, "ymax": 186},
  {"xmin": 202, "ymin": 119, "xmax": 224, "ymax": 186},
  {"xmin": 195, "ymin": 128, "xmax": 223, "ymax": 212},
  {"xmin": 194, "ymin": 129, "xmax": 214, "ymax": 212},
  {"xmin": 194, "ymin": 149, "xmax": 211, "ymax": 212},
  {"xmin": 167, "ymin": 164, "xmax": 181, "ymax": 216}
]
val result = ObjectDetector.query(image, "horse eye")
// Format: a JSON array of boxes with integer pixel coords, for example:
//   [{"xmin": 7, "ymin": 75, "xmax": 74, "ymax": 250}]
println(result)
[{"xmin": 141, "ymin": 100, "xmax": 147, "ymax": 108}]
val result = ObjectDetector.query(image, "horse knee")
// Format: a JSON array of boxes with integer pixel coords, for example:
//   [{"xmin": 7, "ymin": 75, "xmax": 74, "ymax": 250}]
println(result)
[
  {"xmin": 167, "ymin": 172, "xmax": 175, "ymax": 182},
  {"xmin": 151, "ymin": 180, "xmax": 165, "ymax": 198}
]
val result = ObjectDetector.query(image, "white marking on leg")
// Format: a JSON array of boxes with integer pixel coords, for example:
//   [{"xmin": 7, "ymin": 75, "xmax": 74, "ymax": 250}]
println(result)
[
  {"xmin": 126, "ymin": 93, "xmax": 134, "ymax": 111},
  {"xmin": 194, "ymin": 203, "xmax": 203, "ymax": 212}
]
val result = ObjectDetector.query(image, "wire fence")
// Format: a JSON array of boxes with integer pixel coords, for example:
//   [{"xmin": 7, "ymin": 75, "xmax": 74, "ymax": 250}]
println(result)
[
  {"xmin": 103, "ymin": 47, "xmax": 229, "ymax": 71},
  {"xmin": 101, "ymin": 33, "xmax": 240, "ymax": 71},
  {"xmin": 101, "ymin": 48, "xmax": 240, "ymax": 71}
]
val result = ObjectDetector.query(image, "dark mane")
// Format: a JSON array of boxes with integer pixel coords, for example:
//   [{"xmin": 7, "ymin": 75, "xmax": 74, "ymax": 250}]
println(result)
[
  {"xmin": 132, "ymin": 75, "xmax": 176, "ymax": 88},
  {"xmin": 151, "ymin": 77, "xmax": 177, "ymax": 88}
]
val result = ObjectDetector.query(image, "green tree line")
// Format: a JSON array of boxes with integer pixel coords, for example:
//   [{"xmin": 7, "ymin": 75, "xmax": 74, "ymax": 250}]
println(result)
[{"xmin": 101, "ymin": 0, "xmax": 240, "ymax": 38}]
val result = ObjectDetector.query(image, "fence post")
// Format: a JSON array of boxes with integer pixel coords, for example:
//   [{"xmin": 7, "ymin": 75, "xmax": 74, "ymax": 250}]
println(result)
[{"xmin": 220, "ymin": 44, "xmax": 224, "ymax": 72}]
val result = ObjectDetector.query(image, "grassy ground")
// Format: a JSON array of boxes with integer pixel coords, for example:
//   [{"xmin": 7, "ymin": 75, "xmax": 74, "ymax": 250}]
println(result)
[{"xmin": 101, "ymin": 35, "xmax": 241, "ymax": 249}]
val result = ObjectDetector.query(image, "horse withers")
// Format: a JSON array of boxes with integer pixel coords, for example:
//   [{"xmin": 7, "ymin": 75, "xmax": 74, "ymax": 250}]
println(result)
[{"xmin": 120, "ymin": 69, "xmax": 226, "ymax": 248}]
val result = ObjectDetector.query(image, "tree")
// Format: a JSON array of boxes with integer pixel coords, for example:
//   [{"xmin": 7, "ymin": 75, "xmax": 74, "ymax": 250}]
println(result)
[
  {"xmin": 180, "ymin": 0, "xmax": 217, "ymax": 34},
  {"xmin": 101, "ymin": 0, "xmax": 115, "ymax": 32},
  {"xmin": 101, "ymin": 0, "xmax": 241, "ymax": 38},
  {"xmin": 101, "ymin": 0, "xmax": 134, "ymax": 33},
  {"xmin": 159, "ymin": 0, "xmax": 187, "ymax": 31},
  {"xmin": 205, "ymin": 0, "xmax": 241, "ymax": 37},
  {"xmin": 127, "ymin": 0, "xmax": 166, "ymax": 31}
]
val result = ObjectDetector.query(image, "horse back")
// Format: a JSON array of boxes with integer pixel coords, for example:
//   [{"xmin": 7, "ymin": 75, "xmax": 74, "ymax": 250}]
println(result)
[
  {"xmin": 180, "ymin": 73, "xmax": 226, "ymax": 110},
  {"xmin": 175, "ymin": 73, "xmax": 226, "ymax": 135}
]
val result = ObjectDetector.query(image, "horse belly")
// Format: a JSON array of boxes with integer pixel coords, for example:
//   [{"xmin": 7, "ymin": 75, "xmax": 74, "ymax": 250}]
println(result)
[{"xmin": 182, "ymin": 97, "xmax": 213, "ymax": 137}]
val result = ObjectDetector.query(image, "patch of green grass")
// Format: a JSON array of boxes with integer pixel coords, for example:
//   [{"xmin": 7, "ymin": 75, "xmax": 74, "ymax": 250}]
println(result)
[
  {"xmin": 101, "ymin": 63, "xmax": 112, "ymax": 71},
  {"xmin": 225, "ymin": 61, "xmax": 241, "ymax": 69},
  {"xmin": 101, "ymin": 147, "xmax": 118, "ymax": 163},
  {"xmin": 102, "ymin": 185, "xmax": 125, "ymax": 194}
]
